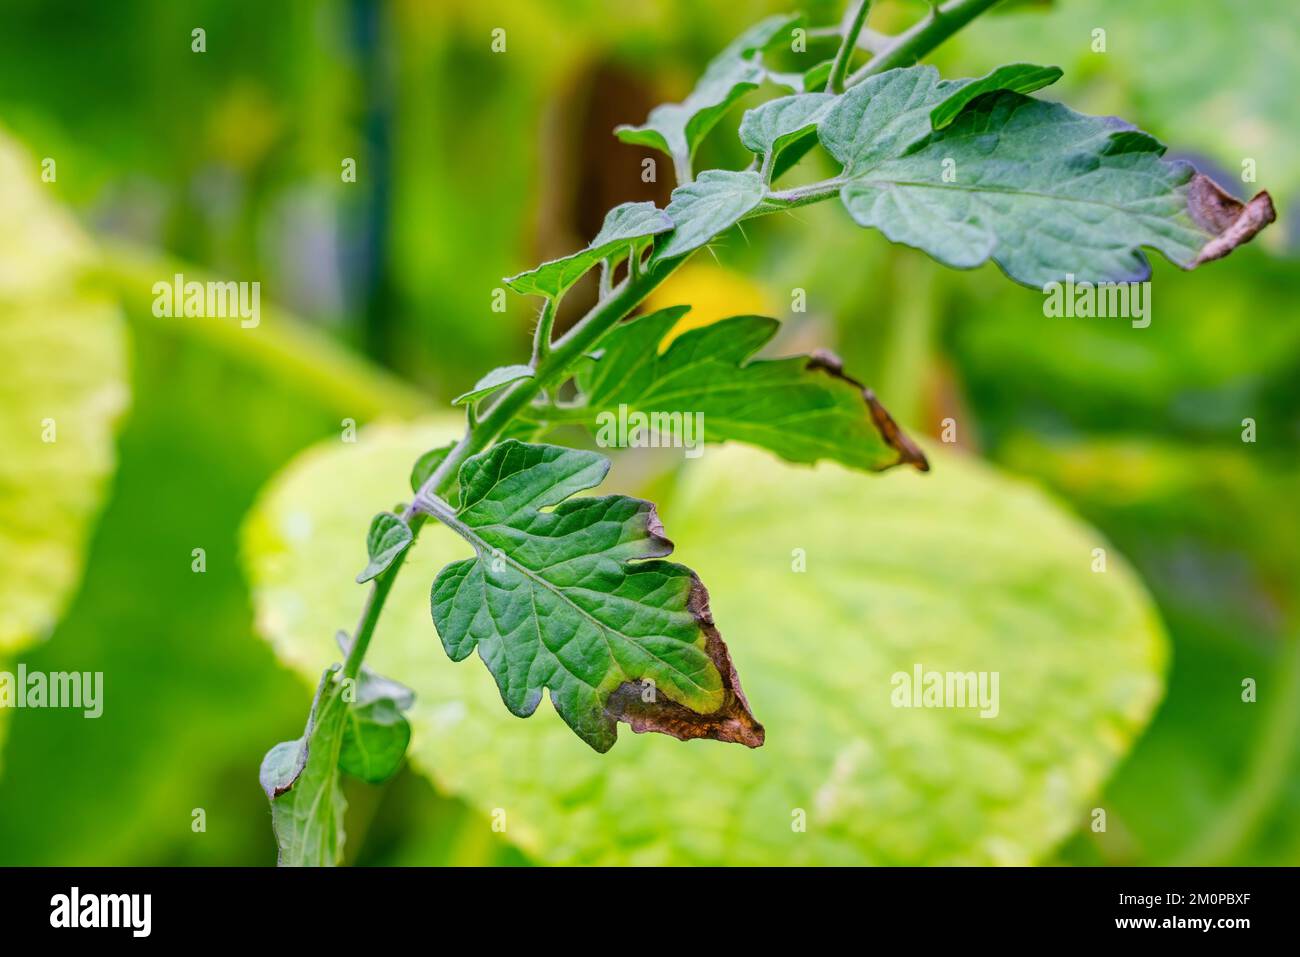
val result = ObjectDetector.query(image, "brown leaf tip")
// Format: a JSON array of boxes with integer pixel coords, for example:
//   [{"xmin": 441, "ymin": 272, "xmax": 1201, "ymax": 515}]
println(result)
[
  {"xmin": 1188, "ymin": 174, "xmax": 1276, "ymax": 266},
  {"xmin": 605, "ymin": 576, "xmax": 765, "ymax": 748},
  {"xmin": 807, "ymin": 349, "xmax": 930, "ymax": 472}
]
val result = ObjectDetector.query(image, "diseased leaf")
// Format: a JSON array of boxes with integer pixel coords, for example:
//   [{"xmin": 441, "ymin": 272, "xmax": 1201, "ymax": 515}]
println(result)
[
  {"xmin": 836, "ymin": 88, "xmax": 1275, "ymax": 286},
  {"xmin": 505, "ymin": 202, "xmax": 672, "ymax": 299},
  {"xmin": 528, "ymin": 307, "xmax": 927, "ymax": 472},
  {"xmin": 615, "ymin": 14, "xmax": 802, "ymax": 179},
  {"xmin": 651, "ymin": 170, "xmax": 767, "ymax": 265},
  {"xmin": 739, "ymin": 92, "xmax": 836, "ymax": 168},
  {"xmin": 261, "ymin": 666, "xmax": 349, "ymax": 867},
  {"xmin": 356, "ymin": 511, "xmax": 412, "ymax": 583},
  {"xmin": 452, "ymin": 364, "xmax": 534, "ymax": 406},
  {"xmin": 243, "ymin": 422, "xmax": 1167, "ymax": 865},
  {"xmin": 427, "ymin": 440, "xmax": 763, "ymax": 753}
]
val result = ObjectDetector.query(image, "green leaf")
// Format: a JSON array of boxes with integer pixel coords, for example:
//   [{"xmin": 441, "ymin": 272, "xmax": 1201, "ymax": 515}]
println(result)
[
  {"xmin": 410, "ymin": 442, "xmax": 456, "ymax": 494},
  {"xmin": 356, "ymin": 511, "xmax": 412, "ymax": 583},
  {"xmin": 338, "ymin": 665, "xmax": 414, "ymax": 784},
  {"xmin": 0, "ymin": 132, "xmax": 129, "ymax": 654},
  {"xmin": 928, "ymin": 63, "xmax": 1064, "ymax": 129},
  {"xmin": 427, "ymin": 440, "xmax": 763, "ymax": 753},
  {"xmin": 505, "ymin": 202, "xmax": 672, "ymax": 299},
  {"xmin": 847, "ymin": 94, "xmax": 1272, "ymax": 287},
  {"xmin": 243, "ymin": 422, "xmax": 1167, "ymax": 864},
  {"xmin": 739, "ymin": 92, "xmax": 836, "ymax": 167},
  {"xmin": 819, "ymin": 64, "xmax": 1061, "ymax": 178},
  {"xmin": 536, "ymin": 307, "xmax": 927, "ymax": 471},
  {"xmin": 820, "ymin": 66, "xmax": 1275, "ymax": 286},
  {"xmin": 260, "ymin": 666, "xmax": 349, "ymax": 867},
  {"xmin": 614, "ymin": 14, "xmax": 802, "ymax": 178},
  {"xmin": 452, "ymin": 364, "xmax": 534, "ymax": 406},
  {"xmin": 651, "ymin": 170, "xmax": 766, "ymax": 265}
]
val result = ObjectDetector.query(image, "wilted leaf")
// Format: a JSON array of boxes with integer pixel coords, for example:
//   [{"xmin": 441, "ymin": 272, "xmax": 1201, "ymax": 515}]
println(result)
[
  {"xmin": 505, "ymin": 202, "xmax": 672, "ymax": 299},
  {"xmin": 651, "ymin": 170, "xmax": 766, "ymax": 265},
  {"xmin": 244, "ymin": 422, "xmax": 1167, "ymax": 865},
  {"xmin": 261, "ymin": 666, "xmax": 349, "ymax": 867},
  {"xmin": 356, "ymin": 511, "xmax": 413, "ymax": 584},
  {"xmin": 427, "ymin": 440, "xmax": 762, "ymax": 753},
  {"xmin": 527, "ymin": 307, "xmax": 927, "ymax": 471}
]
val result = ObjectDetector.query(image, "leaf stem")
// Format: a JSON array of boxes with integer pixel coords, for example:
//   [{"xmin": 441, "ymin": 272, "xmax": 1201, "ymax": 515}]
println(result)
[
  {"xmin": 845, "ymin": 0, "xmax": 1003, "ymax": 87},
  {"xmin": 826, "ymin": 0, "xmax": 872, "ymax": 95}
]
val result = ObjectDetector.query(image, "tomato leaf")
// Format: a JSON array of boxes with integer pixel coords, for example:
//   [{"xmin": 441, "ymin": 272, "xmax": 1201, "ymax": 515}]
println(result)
[
  {"xmin": 615, "ymin": 14, "xmax": 802, "ymax": 180},
  {"xmin": 356, "ymin": 511, "xmax": 413, "ymax": 584},
  {"xmin": 260, "ymin": 667, "xmax": 349, "ymax": 867},
  {"xmin": 819, "ymin": 66, "xmax": 1275, "ymax": 286},
  {"xmin": 530, "ymin": 307, "xmax": 927, "ymax": 471},
  {"xmin": 505, "ymin": 202, "xmax": 672, "ymax": 300},
  {"xmin": 338, "ymin": 663, "xmax": 414, "ymax": 784},
  {"xmin": 651, "ymin": 170, "xmax": 766, "ymax": 265},
  {"xmin": 739, "ymin": 92, "xmax": 836, "ymax": 172},
  {"xmin": 452, "ymin": 364, "xmax": 534, "ymax": 406},
  {"xmin": 427, "ymin": 440, "xmax": 763, "ymax": 753}
]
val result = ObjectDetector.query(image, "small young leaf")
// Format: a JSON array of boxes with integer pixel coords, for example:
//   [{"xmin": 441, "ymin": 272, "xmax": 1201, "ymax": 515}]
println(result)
[
  {"xmin": 339, "ymin": 668, "xmax": 414, "ymax": 784},
  {"xmin": 739, "ymin": 92, "xmax": 836, "ymax": 166},
  {"xmin": 834, "ymin": 87, "xmax": 1276, "ymax": 286},
  {"xmin": 536, "ymin": 307, "xmax": 926, "ymax": 471},
  {"xmin": 261, "ymin": 667, "xmax": 349, "ymax": 867},
  {"xmin": 427, "ymin": 440, "xmax": 764, "ymax": 753},
  {"xmin": 410, "ymin": 442, "xmax": 456, "ymax": 494},
  {"xmin": 651, "ymin": 170, "xmax": 766, "ymax": 265},
  {"xmin": 452, "ymin": 364, "xmax": 534, "ymax": 406},
  {"xmin": 505, "ymin": 202, "xmax": 672, "ymax": 299},
  {"xmin": 614, "ymin": 14, "xmax": 801, "ymax": 178},
  {"xmin": 356, "ymin": 511, "xmax": 413, "ymax": 583}
]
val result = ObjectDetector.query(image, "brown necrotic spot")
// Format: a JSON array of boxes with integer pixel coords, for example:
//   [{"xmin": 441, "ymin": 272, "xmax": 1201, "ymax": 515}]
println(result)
[{"xmin": 605, "ymin": 576, "xmax": 765, "ymax": 748}]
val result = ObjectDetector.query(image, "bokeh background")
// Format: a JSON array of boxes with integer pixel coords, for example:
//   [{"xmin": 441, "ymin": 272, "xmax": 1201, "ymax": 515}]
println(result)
[{"xmin": 0, "ymin": 0, "xmax": 1296, "ymax": 865}]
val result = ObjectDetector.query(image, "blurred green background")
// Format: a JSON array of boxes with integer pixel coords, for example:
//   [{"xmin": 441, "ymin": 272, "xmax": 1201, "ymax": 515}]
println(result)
[{"xmin": 0, "ymin": 0, "xmax": 1295, "ymax": 865}]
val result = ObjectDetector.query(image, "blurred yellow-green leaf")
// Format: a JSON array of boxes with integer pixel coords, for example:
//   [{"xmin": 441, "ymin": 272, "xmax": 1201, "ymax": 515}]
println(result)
[
  {"xmin": 243, "ymin": 423, "xmax": 1167, "ymax": 864},
  {"xmin": 0, "ymin": 132, "xmax": 129, "ymax": 655}
]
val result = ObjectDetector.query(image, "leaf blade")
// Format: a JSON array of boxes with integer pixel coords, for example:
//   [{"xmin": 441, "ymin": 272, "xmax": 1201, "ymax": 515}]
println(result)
[
  {"xmin": 427, "ymin": 440, "xmax": 764, "ymax": 753},
  {"xmin": 356, "ymin": 511, "xmax": 413, "ymax": 584},
  {"xmin": 651, "ymin": 170, "xmax": 767, "ymax": 265},
  {"xmin": 548, "ymin": 309, "xmax": 927, "ymax": 472}
]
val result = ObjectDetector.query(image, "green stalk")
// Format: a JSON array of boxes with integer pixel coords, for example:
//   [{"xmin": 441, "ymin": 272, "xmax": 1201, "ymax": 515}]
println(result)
[
  {"xmin": 336, "ymin": 0, "xmax": 1006, "ymax": 696},
  {"xmin": 845, "ymin": 0, "xmax": 1003, "ymax": 86},
  {"xmin": 826, "ymin": 0, "xmax": 873, "ymax": 95}
]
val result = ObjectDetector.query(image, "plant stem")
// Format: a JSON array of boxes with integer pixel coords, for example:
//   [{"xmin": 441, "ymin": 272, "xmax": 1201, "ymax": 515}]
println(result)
[
  {"xmin": 531, "ymin": 298, "xmax": 556, "ymax": 364},
  {"xmin": 826, "ymin": 0, "xmax": 872, "ymax": 95},
  {"xmin": 334, "ymin": 0, "xmax": 1002, "ymax": 697},
  {"xmin": 845, "ymin": 0, "xmax": 1003, "ymax": 87},
  {"xmin": 339, "ymin": 258, "xmax": 684, "ymax": 680}
]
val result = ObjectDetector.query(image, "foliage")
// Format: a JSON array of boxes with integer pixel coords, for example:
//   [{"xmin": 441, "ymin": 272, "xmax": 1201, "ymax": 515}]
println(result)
[{"xmin": 254, "ymin": 1, "xmax": 1272, "ymax": 864}]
